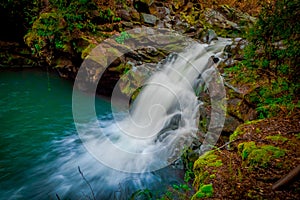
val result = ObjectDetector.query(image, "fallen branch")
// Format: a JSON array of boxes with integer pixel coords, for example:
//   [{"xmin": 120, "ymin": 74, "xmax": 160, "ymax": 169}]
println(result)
[
  {"xmin": 78, "ymin": 166, "xmax": 96, "ymax": 200},
  {"xmin": 272, "ymin": 165, "xmax": 300, "ymax": 190}
]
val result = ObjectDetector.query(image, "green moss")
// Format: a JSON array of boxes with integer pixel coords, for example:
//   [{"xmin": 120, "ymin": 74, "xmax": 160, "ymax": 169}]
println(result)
[
  {"xmin": 296, "ymin": 133, "xmax": 300, "ymax": 140},
  {"xmin": 238, "ymin": 141, "xmax": 256, "ymax": 160},
  {"xmin": 192, "ymin": 184, "xmax": 214, "ymax": 199},
  {"xmin": 81, "ymin": 44, "xmax": 95, "ymax": 59},
  {"xmin": 238, "ymin": 142, "xmax": 286, "ymax": 168},
  {"xmin": 209, "ymin": 174, "xmax": 216, "ymax": 179},
  {"xmin": 230, "ymin": 119, "xmax": 265, "ymax": 142},
  {"xmin": 265, "ymin": 135, "xmax": 288, "ymax": 143},
  {"xmin": 194, "ymin": 151, "xmax": 223, "ymax": 171},
  {"xmin": 193, "ymin": 151, "xmax": 222, "ymax": 194},
  {"xmin": 244, "ymin": 119, "xmax": 263, "ymax": 125},
  {"xmin": 229, "ymin": 125, "xmax": 245, "ymax": 141}
]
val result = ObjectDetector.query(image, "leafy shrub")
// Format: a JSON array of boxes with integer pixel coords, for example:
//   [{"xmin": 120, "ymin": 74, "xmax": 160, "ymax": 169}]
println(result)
[
  {"xmin": 24, "ymin": 0, "xmax": 118, "ymax": 64},
  {"xmin": 245, "ymin": 0, "xmax": 299, "ymax": 81},
  {"xmin": 241, "ymin": 0, "xmax": 300, "ymax": 118}
]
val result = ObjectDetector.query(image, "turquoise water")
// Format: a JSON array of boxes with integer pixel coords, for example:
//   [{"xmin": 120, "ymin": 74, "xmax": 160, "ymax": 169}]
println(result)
[{"xmin": 0, "ymin": 69, "xmax": 183, "ymax": 200}]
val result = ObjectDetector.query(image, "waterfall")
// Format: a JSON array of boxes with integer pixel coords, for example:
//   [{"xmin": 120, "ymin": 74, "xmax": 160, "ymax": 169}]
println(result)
[
  {"xmin": 73, "ymin": 38, "xmax": 230, "ymax": 174},
  {"xmin": 69, "ymin": 35, "xmax": 230, "ymax": 198}
]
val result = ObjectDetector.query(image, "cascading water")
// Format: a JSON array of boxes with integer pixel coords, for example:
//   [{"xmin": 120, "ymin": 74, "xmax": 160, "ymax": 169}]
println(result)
[
  {"xmin": 105, "ymin": 44, "xmax": 217, "ymax": 172},
  {"xmin": 70, "ymin": 35, "xmax": 230, "ymax": 198}
]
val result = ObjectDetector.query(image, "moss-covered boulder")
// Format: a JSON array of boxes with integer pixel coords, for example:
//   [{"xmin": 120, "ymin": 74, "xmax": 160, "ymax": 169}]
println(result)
[{"xmin": 191, "ymin": 113, "xmax": 300, "ymax": 199}]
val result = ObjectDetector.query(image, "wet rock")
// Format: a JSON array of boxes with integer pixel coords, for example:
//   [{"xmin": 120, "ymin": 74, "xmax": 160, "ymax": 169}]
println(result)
[
  {"xmin": 130, "ymin": 8, "xmax": 141, "ymax": 21},
  {"xmin": 227, "ymin": 98, "xmax": 257, "ymax": 122},
  {"xmin": 121, "ymin": 21, "xmax": 134, "ymax": 28},
  {"xmin": 118, "ymin": 62, "xmax": 155, "ymax": 98},
  {"xmin": 223, "ymin": 115, "xmax": 242, "ymax": 133},
  {"xmin": 201, "ymin": 29, "xmax": 218, "ymax": 44},
  {"xmin": 174, "ymin": 20, "xmax": 190, "ymax": 33},
  {"xmin": 141, "ymin": 13, "xmax": 157, "ymax": 25},
  {"xmin": 157, "ymin": 20, "xmax": 165, "ymax": 28},
  {"xmin": 0, "ymin": 41, "xmax": 36, "ymax": 67},
  {"xmin": 55, "ymin": 57, "xmax": 77, "ymax": 79}
]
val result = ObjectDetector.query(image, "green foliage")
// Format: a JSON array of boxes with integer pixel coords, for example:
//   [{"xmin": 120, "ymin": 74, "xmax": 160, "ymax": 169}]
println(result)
[
  {"xmin": 239, "ymin": 0, "xmax": 300, "ymax": 118},
  {"xmin": 99, "ymin": 8, "xmax": 121, "ymax": 23},
  {"xmin": 184, "ymin": 168, "xmax": 194, "ymax": 183},
  {"xmin": 172, "ymin": 183, "xmax": 191, "ymax": 192},
  {"xmin": 192, "ymin": 184, "xmax": 213, "ymax": 199},
  {"xmin": 24, "ymin": 0, "xmax": 115, "ymax": 64},
  {"xmin": 130, "ymin": 189, "xmax": 153, "ymax": 200},
  {"xmin": 246, "ymin": 0, "xmax": 300, "ymax": 78},
  {"xmin": 238, "ymin": 141, "xmax": 256, "ymax": 160},
  {"xmin": 115, "ymin": 31, "xmax": 132, "ymax": 44},
  {"xmin": 192, "ymin": 151, "xmax": 221, "ymax": 198},
  {"xmin": 248, "ymin": 77, "xmax": 299, "ymax": 119}
]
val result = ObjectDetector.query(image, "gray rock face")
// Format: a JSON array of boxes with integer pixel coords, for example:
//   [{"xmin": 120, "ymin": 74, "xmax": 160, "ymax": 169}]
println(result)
[
  {"xmin": 141, "ymin": 13, "xmax": 157, "ymax": 25},
  {"xmin": 204, "ymin": 8, "xmax": 239, "ymax": 30},
  {"xmin": 223, "ymin": 115, "xmax": 242, "ymax": 133}
]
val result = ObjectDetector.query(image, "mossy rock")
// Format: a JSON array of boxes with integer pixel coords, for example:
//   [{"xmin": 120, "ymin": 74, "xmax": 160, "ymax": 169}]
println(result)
[
  {"xmin": 229, "ymin": 119, "xmax": 263, "ymax": 141},
  {"xmin": 229, "ymin": 124, "xmax": 245, "ymax": 141},
  {"xmin": 238, "ymin": 142, "xmax": 286, "ymax": 169},
  {"xmin": 193, "ymin": 151, "xmax": 222, "ymax": 190}
]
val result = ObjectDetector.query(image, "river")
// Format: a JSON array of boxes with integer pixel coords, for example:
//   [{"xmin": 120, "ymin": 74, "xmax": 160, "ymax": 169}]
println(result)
[{"xmin": 0, "ymin": 68, "xmax": 184, "ymax": 200}]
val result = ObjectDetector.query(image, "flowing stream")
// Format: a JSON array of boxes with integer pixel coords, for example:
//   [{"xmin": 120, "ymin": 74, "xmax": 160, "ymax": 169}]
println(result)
[{"xmin": 0, "ymin": 39, "xmax": 229, "ymax": 199}]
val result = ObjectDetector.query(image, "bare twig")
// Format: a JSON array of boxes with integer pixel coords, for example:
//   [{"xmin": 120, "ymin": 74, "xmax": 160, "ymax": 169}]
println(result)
[
  {"xmin": 78, "ymin": 166, "xmax": 96, "ymax": 200},
  {"xmin": 216, "ymin": 138, "xmax": 249, "ymax": 150},
  {"xmin": 55, "ymin": 194, "xmax": 61, "ymax": 200}
]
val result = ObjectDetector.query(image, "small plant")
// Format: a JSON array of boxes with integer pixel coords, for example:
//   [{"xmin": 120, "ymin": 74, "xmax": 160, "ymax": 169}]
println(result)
[
  {"xmin": 173, "ymin": 183, "xmax": 191, "ymax": 192},
  {"xmin": 192, "ymin": 184, "xmax": 214, "ymax": 199},
  {"xmin": 115, "ymin": 31, "xmax": 131, "ymax": 44},
  {"xmin": 130, "ymin": 189, "xmax": 153, "ymax": 200}
]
